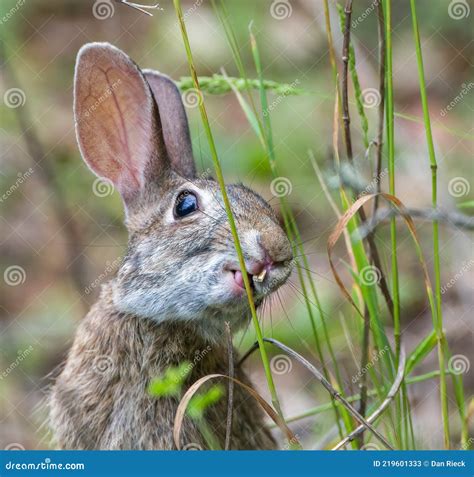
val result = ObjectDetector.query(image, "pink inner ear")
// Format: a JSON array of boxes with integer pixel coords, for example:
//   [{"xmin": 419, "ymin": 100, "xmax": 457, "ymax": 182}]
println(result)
[{"xmin": 74, "ymin": 44, "xmax": 158, "ymax": 200}]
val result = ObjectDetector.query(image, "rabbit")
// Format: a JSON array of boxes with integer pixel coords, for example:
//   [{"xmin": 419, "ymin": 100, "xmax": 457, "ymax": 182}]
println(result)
[{"xmin": 49, "ymin": 42, "xmax": 293, "ymax": 450}]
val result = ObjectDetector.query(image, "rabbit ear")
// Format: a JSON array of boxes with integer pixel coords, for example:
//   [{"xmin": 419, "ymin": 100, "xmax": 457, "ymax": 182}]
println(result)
[
  {"xmin": 142, "ymin": 70, "xmax": 196, "ymax": 178},
  {"xmin": 74, "ymin": 43, "xmax": 169, "ymax": 203}
]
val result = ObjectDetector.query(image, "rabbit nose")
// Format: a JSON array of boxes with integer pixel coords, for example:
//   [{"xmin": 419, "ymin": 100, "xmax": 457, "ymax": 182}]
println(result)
[
  {"xmin": 248, "ymin": 242, "xmax": 293, "ymax": 277},
  {"xmin": 258, "ymin": 230, "xmax": 293, "ymax": 266}
]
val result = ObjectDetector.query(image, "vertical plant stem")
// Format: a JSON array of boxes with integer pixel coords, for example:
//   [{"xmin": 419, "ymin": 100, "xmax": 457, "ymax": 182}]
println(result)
[
  {"xmin": 372, "ymin": 0, "xmax": 386, "ymax": 217},
  {"xmin": 173, "ymin": 0, "xmax": 284, "ymax": 418},
  {"xmin": 384, "ymin": 0, "xmax": 401, "ymax": 356},
  {"xmin": 340, "ymin": 0, "xmax": 395, "ymax": 322},
  {"xmin": 246, "ymin": 26, "xmax": 347, "ymax": 440},
  {"xmin": 341, "ymin": 0, "xmax": 354, "ymax": 161},
  {"xmin": 409, "ymin": 0, "xmax": 450, "ymax": 448}
]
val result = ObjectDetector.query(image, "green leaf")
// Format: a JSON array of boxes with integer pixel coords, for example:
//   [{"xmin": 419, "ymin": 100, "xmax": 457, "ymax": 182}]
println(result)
[{"xmin": 148, "ymin": 362, "xmax": 192, "ymax": 397}]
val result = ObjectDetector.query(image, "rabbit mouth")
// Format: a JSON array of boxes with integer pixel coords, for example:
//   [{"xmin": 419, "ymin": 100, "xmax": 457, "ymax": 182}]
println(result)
[
  {"xmin": 230, "ymin": 269, "xmax": 257, "ymax": 293},
  {"xmin": 225, "ymin": 262, "xmax": 290, "ymax": 299}
]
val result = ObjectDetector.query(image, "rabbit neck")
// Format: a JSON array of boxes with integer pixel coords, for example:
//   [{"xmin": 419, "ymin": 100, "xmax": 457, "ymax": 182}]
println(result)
[
  {"xmin": 88, "ymin": 281, "xmax": 230, "ymax": 368},
  {"xmin": 50, "ymin": 281, "xmax": 276, "ymax": 450}
]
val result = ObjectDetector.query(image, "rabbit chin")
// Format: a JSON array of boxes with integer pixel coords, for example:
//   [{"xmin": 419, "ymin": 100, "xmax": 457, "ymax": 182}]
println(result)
[{"xmin": 110, "ymin": 276, "xmax": 263, "ymax": 343}]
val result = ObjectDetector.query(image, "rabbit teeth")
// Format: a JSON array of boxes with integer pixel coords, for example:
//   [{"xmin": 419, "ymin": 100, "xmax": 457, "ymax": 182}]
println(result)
[{"xmin": 253, "ymin": 269, "xmax": 267, "ymax": 283}]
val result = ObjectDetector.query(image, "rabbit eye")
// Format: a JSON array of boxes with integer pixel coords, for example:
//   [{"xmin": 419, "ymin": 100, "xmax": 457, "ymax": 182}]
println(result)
[{"xmin": 174, "ymin": 191, "xmax": 198, "ymax": 218}]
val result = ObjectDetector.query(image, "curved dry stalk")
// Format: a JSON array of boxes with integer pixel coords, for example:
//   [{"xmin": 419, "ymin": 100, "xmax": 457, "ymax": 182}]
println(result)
[
  {"xmin": 240, "ymin": 338, "xmax": 393, "ymax": 450},
  {"xmin": 327, "ymin": 193, "xmax": 436, "ymax": 321},
  {"xmin": 333, "ymin": 346, "xmax": 406, "ymax": 450},
  {"xmin": 263, "ymin": 338, "xmax": 393, "ymax": 450},
  {"xmin": 173, "ymin": 373, "xmax": 301, "ymax": 450}
]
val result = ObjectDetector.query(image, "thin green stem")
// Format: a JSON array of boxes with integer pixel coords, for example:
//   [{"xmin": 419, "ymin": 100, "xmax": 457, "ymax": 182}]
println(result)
[
  {"xmin": 173, "ymin": 0, "xmax": 283, "ymax": 418},
  {"xmin": 409, "ymin": 0, "xmax": 451, "ymax": 448}
]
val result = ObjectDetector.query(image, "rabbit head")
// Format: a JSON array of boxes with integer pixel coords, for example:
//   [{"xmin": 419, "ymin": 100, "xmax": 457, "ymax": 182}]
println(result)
[{"xmin": 74, "ymin": 43, "xmax": 293, "ymax": 340}]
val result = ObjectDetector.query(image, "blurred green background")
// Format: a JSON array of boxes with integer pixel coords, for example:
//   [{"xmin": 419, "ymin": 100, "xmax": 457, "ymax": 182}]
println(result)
[{"xmin": 0, "ymin": 0, "xmax": 472, "ymax": 450}]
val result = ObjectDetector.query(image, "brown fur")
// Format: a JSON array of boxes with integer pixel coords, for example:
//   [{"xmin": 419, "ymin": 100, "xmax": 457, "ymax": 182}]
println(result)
[
  {"xmin": 50, "ymin": 283, "xmax": 275, "ymax": 450},
  {"xmin": 49, "ymin": 43, "xmax": 292, "ymax": 450}
]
